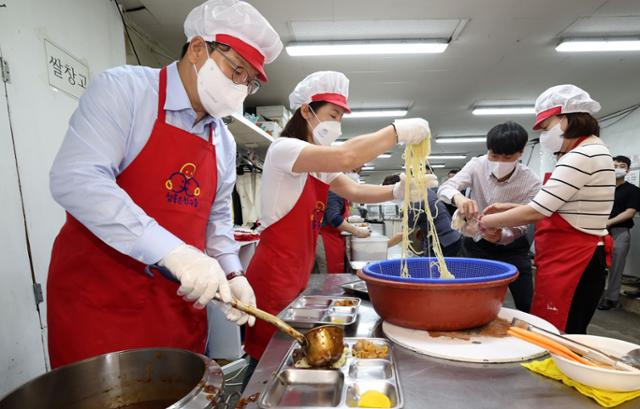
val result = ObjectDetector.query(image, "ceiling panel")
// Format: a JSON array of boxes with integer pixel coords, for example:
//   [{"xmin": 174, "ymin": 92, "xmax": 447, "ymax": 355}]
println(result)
[{"xmin": 121, "ymin": 0, "xmax": 640, "ymax": 178}]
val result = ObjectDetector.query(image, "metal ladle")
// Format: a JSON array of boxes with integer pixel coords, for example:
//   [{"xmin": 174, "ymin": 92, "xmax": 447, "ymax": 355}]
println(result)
[
  {"xmin": 219, "ymin": 296, "xmax": 345, "ymax": 368},
  {"xmin": 152, "ymin": 267, "xmax": 345, "ymax": 367}
]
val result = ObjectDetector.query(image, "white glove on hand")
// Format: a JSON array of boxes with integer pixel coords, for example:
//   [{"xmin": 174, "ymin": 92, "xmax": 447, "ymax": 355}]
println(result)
[
  {"xmin": 227, "ymin": 276, "xmax": 256, "ymax": 327},
  {"xmin": 159, "ymin": 244, "xmax": 231, "ymax": 309},
  {"xmin": 392, "ymin": 174, "xmax": 424, "ymax": 202},
  {"xmin": 353, "ymin": 226, "xmax": 371, "ymax": 238},
  {"xmin": 393, "ymin": 118, "xmax": 431, "ymax": 145},
  {"xmin": 425, "ymin": 174, "xmax": 439, "ymax": 188},
  {"xmin": 451, "ymin": 210, "xmax": 482, "ymax": 241}
]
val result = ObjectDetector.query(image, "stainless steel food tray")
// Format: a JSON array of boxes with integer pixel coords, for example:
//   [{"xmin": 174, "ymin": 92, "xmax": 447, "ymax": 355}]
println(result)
[
  {"xmin": 339, "ymin": 279, "xmax": 369, "ymax": 297},
  {"xmin": 258, "ymin": 337, "xmax": 403, "ymax": 409},
  {"xmin": 278, "ymin": 295, "xmax": 361, "ymax": 328}
]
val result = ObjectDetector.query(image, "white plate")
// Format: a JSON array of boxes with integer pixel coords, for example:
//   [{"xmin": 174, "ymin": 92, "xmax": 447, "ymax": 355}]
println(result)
[
  {"xmin": 552, "ymin": 334, "xmax": 640, "ymax": 392},
  {"xmin": 382, "ymin": 307, "xmax": 559, "ymax": 363}
]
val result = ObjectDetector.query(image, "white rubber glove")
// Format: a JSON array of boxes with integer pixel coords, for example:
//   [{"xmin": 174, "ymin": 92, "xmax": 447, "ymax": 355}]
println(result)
[
  {"xmin": 393, "ymin": 118, "xmax": 431, "ymax": 145},
  {"xmin": 353, "ymin": 226, "xmax": 371, "ymax": 238},
  {"xmin": 159, "ymin": 244, "xmax": 231, "ymax": 309},
  {"xmin": 451, "ymin": 210, "xmax": 482, "ymax": 242},
  {"xmin": 392, "ymin": 174, "xmax": 424, "ymax": 202},
  {"xmin": 227, "ymin": 276, "xmax": 256, "ymax": 327},
  {"xmin": 392, "ymin": 173, "xmax": 407, "ymax": 201}
]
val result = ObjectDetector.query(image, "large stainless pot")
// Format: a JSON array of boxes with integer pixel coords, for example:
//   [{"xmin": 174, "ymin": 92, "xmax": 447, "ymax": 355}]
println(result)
[{"xmin": 0, "ymin": 348, "xmax": 224, "ymax": 409}]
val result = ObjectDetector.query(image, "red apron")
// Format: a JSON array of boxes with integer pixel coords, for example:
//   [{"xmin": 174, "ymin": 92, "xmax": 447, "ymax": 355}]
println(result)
[
  {"xmin": 244, "ymin": 175, "xmax": 329, "ymax": 359},
  {"xmin": 320, "ymin": 198, "xmax": 350, "ymax": 274},
  {"xmin": 47, "ymin": 67, "xmax": 217, "ymax": 368},
  {"xmin": 532, "ymin": 137, "xmax": 611, "ymax": 331}
]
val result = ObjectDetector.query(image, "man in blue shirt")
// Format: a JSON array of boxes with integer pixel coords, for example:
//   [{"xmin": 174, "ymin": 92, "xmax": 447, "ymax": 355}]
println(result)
[{"xmin": 46, "ymin": 0, "xmax": 282, "ymax": 368}]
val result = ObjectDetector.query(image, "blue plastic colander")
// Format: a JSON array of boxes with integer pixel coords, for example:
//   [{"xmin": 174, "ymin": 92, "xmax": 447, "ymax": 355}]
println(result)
[{"xmin": 362, "ymin": 257, "xmax": 517, "ymax": 284}]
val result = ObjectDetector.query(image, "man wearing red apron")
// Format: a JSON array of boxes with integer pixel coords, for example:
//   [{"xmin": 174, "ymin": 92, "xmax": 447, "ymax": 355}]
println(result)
[
  {"xmin": 47, "ymin": 0, "xmax": 282, "ymax": 368},
  {"xmin": 480, "ymin": 84, "xmax": 613, "ymax": 334}
]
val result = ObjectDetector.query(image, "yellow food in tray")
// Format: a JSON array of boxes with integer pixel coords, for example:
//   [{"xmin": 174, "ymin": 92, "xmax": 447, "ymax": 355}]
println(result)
[
  {"xmin": 352, "ymin": 340, "xmax": 388, "ymax": 359},
  {"xmin": 359, "ymin": 390, "xmax": 391, "ymax": 408},
  {"xmin": 334, "ymin": 299, "xmax": 357, "ymax": 307}
]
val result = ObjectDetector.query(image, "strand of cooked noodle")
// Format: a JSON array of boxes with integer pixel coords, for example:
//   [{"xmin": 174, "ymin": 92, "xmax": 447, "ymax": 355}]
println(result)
[{"xmin": 400, "ymin": 136, "xmax": 454, "ymax": 279}]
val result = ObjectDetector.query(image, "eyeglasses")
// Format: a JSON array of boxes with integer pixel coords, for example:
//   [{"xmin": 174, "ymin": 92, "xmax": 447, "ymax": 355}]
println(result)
[{"xmin": 208, "ymin": 42, "xmax": 261, "ymax": 95}]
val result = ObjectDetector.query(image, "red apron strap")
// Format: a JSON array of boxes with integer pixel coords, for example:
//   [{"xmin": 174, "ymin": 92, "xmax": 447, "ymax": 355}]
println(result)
[
  {"xmin": 157, "ymin": 67, "xmax": 168, "ymax": 123},
  {"xmin": 208, "ymin": 124, "xmax": 213, "ymax": 144},
  {"xmin": 604, "ymin": 234, "xmax": 613, "ymax": 267}
]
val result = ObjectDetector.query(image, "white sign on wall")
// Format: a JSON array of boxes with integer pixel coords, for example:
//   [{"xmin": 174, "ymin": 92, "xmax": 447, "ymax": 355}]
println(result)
[{"xmin": 44, "ymin": 39, "xmax": 89, "ymax": 99}]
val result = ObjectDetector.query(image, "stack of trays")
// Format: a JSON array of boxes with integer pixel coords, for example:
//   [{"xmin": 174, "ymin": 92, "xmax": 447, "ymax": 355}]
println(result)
[
  {"xmin": 279, "ymin": 295, "xmax": 361, "ymax": 328},
  {"xmin": 258, "ymin": 338, "xmax": 403, "ymax": 409}
]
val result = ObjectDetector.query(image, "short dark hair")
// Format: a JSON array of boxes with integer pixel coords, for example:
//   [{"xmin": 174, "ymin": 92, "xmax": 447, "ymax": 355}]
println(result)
[
  {"xmin": 280, "ymin": 101, "xmax": 328, "ymax": 141},
  {"xmin": 486, "ymin": 121, "xmax": 528, "ymax": 155},
  {"xmin": 382, "ymin": 174, "xmax": 401, "ymax": 185},
  {"xmin": 613, "ymin": 155, "xmax": 631, "ymax": 168},
  {"xmin": 563, "ymin": 112, "xmax": 600, "ymax": 139},
  {"xmin": 180, "ymin": 42, "xmax": 190, "ymax": 58}
]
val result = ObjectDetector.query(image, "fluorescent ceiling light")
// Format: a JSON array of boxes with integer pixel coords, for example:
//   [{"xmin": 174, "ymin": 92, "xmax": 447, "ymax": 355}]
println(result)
[
  {"xmin": 428, "ymin": 155, "xmax": 467, "ymax": 160},
  {"xmin": 378, "ymin": 153, "xmax": 392, "ymax": 159},
  {"xmin": 472, "ymin": 106, "xmax": 535, "ymax": 116},
  {"xmin": 436, "ymin": 136, "xmax": 486, "ymax": 144},
  {"xmin": 286, "ymin": 40, "xmax": 449, "ymax": 56},
  {"xmin": 430, "ymin": 164, "xmax": 446, "ymax": 168},
  {"xmin": 344, "ymin": 109, "xmax": 408, "ymax": 119},
  {"xmin": 362, "ymin": 166, "xmax": 375, "ymax": 171},
  {"xmin": 556, "ymin": 39, "xmax": 640, "ymax": 52}
]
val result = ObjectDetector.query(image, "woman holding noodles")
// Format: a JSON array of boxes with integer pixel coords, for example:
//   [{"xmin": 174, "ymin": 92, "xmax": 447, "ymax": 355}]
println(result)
[{"xmin": 243, "ymin": 71, "xmax": 430, "ymax": 379}]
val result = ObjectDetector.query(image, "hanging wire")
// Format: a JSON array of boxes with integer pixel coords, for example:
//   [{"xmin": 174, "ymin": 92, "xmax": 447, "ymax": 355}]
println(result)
[
  {"xmin": 114, "ymin": 0, "xmax": 142, "ymax": 65},
  {"xmin": 600, "ymin": 104, "xmax": 640, "ymax": 129}
]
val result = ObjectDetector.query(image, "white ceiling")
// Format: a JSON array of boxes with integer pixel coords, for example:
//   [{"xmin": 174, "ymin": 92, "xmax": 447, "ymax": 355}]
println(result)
[{"xmin": 119, "ymin": 0, "xmax": 640, "ymax": 182}]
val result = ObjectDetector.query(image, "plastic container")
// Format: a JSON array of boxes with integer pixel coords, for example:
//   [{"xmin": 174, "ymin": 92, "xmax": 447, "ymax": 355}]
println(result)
[{"xmin": 351, "ymin": 233, "xmax": 389, "ymax": 261}]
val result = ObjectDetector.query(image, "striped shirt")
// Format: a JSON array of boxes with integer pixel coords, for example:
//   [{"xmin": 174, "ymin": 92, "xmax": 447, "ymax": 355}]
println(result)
[
  {"xmin": 438, "ymin": 155, "xmax": 542, "ymax": 245},
  {"xmin": 529, "ymin": 136, "xmax": 614, "ymax": 236}
]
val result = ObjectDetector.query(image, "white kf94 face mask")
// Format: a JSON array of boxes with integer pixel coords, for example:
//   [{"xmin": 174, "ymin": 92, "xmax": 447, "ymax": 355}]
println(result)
[
  {"xmin": 194, "ymin": 56, "xmax": 248, "ymax": 118},
  {"xmin": 489, "ymin": 159, "xmax": 517, "ymax": 179},
  {"xmin": 615, "ymin": 168, "xmax": 627, "ymax": 179},
  {"xmin": 540, "ymin": 122, "xmax": 564, "ymax": 153},
  {"xmin": 310, "ymin": 108, "xmax": 342, "ymax": 146}
]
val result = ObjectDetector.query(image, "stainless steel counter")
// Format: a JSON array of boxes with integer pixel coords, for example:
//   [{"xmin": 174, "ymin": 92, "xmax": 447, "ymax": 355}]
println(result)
[{"xmin": 242, "ymin": 274, "xmax": 640, "ymax": 409}]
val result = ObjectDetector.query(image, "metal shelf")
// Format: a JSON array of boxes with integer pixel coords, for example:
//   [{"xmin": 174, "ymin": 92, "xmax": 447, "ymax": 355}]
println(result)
[{"xmin": 227, "ymin": 113, "xmax": 273, "ymax": 155}]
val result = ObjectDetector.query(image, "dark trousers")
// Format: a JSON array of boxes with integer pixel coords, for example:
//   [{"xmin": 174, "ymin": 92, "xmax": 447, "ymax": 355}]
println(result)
[
  {"xmin": 565, "ymin": 246, "xmax": 607, "ymax": 334},
  {"xmin": 460, "ymin": 237, "xmax": 533, "ymax": 313}
]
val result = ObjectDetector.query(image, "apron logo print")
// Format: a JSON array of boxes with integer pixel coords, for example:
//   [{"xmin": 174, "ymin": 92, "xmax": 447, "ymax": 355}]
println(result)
[
  {"xmin": 164, "ymin": 162, "xmax": 201, "ymax": 207},
  {"xmin": 310, "ymin": 201, "xmax": 326, "ymax": 230}
]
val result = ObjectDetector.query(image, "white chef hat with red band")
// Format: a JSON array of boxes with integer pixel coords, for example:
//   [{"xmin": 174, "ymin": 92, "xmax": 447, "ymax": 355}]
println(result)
[
  {"xmin": 184, "ymin": 0, "xmax": 283, "ymax": 82},
  {"xmin": 289, "ymin": 71, "xmax": 351, "ymax": 113},
  {"xmin": 533, "ymin": 84, "xmax": 601, "ymax": 130}
]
